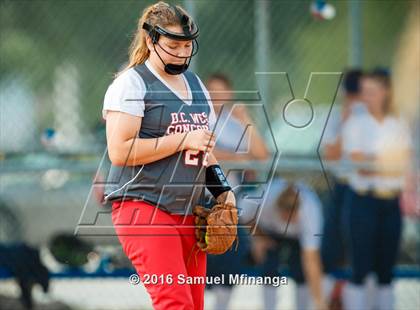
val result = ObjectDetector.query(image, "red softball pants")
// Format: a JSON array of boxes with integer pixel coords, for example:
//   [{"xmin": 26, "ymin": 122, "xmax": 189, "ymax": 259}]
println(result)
[{"xmin": 111, "ymin": 200, "xmax": 207, "ymax": 310}]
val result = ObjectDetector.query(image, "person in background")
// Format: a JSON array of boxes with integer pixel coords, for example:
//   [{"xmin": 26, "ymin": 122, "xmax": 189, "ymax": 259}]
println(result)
[
  {"xmin": 241, "ymin": 178, "xmax": 326, "ymax": 310},
  {"xmin": 341, "ymin": 68, "xmax": 412, "ymax": 310},
  {"xmin": 206, "ymin": 73, "xmax": 269, "ymax": 163},
  {"xmin": 204, "ymin": 73, "xmax": 270, "ymax": 310},
  {"xmin": 320, "ymin": 69, "xmax": 365, "ymax": 303},
  {"xmin": 392, "ymin": 3, "xmax": 420, "ymax": 222},
  {"xmin": 323, "ymin": 69, "xmax": 366, "ymax": 160}
]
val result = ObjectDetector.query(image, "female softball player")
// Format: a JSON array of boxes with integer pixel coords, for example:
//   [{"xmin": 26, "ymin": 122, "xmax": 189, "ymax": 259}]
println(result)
[
  {"xmin": 101, "ymin": 2, "xmax": 235, "ymax": 309},
  {"xmin": 341, "ymin": 69, "xmax": 412, "ymax": 310}
]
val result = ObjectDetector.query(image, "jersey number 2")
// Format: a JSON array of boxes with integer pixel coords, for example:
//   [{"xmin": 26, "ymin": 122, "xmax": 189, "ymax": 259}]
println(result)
[{"xmin": 185, "ymin": 150, "xmax": 209, "ymax": 167}]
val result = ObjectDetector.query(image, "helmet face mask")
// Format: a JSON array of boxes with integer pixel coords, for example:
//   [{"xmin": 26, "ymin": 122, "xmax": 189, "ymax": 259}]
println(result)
[
  {"xmin": 142, "ymin": 5, "xmax": 200, "ymax": 75},
  {"xmin": 143, "ymin": 22, "xmax": 199, "ymax": 43},
  {"xmin": 153, "ymin": 39, "xmax": 199, "ymax": 75},
  {"xmin": 154, "ymin": 39, "xmax": 199, "ymax": 59}
]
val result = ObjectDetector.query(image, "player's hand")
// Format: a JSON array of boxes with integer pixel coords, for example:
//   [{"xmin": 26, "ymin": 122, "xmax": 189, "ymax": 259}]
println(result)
[
  {"xmin": 250, "ymin": 235, "xmax": 276, "ymax": 265},
  {"xmin": 216, "ymin": 190, "xmax": 236, "ymax": 207},
  {"xmin": 184, "ymin": 129, "xmax": 216, "ymax": 152}
]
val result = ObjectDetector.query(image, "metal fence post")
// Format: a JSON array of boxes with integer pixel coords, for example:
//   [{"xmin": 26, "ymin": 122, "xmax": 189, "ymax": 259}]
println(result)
[
  {"xmin": 255, "ymin": 0, "xmax": 271, "ymax": 120},
  {"xmin": 348, "ymin": 0, "xmax": 362, "ymax": 67},
  {"xmin": 184, "ymin": 0, "xmax": 197, "ymax": 71}
]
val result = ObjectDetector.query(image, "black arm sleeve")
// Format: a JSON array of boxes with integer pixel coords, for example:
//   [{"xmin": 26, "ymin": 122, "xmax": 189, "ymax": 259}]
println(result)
[{"xmin": 205, "ymin": 164, "xmax": 232, "ymax": 198}]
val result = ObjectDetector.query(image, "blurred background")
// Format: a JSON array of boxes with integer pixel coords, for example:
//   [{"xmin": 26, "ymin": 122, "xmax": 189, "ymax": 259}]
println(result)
[{"xmin": 0, "ymin": 0, "xmax": 418, "ymax": 309}]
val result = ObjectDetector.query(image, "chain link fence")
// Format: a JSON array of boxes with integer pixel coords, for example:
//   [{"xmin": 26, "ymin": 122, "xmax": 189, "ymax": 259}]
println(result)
[{"xmin": 0, "ymin": 0, "xmax": 414, "ymax": 154}]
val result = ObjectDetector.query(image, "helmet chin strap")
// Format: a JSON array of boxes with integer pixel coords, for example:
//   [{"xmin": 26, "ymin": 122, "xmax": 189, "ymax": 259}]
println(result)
[{"xmin": 152, "ymin": 43, "xmax": 192, "ymax": 75}]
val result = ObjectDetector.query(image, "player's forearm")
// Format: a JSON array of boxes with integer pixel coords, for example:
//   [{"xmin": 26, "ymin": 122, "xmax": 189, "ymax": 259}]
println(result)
[
  {"xmin": 207, "ymin": 151, "xmax": 219, "ymax": 166},
  {"xmin": 110, "ymin": 133, "xmax": 187, "ymax": 166},
  {"xmin": 302, "ymin": 250, "xmax": 324, "ymax": 307},
  {"xmin": 323, "ymin": 140, "xmax": 342, "ymax": 161},
  {"xmin": 353, "ymin": 150, "xmax": 410, "ymax": 177},
  {"xmin": 248, "ymin": 127, "xmax": 270, "ymax": 160},
  {"xmin": 212, "ymin": 148, "xmax": 253, "ymax": 161}
]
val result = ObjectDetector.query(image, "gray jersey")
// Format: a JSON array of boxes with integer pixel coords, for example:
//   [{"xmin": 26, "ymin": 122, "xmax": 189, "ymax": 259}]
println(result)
[{"xmin": 104, "ymin": 64, "xmax": 211, "ymax": 215}]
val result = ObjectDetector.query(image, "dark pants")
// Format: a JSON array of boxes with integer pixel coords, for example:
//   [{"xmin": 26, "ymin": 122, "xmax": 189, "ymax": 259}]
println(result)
[
  {"xmin": 343, "ymin": 188, "xmax": 402, "ymax": 285},
  {"xmin": 321, "ymin": 178, "xmax": 348, "ymax": 273},
  {"xmin": 206, "ymin": 227, "xmax": 251, "ymax": 288},
  {"xmin": 261, "ymin": 237, "xmax": 305, "ymax": 284}
]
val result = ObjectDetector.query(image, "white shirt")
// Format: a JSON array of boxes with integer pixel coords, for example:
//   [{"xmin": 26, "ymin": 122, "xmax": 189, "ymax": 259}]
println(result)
[
  {"xmin": 342, "ymin": 112, "xmax": 412, "ymax": 191},
  {"xmin": 322, "ymin": 101, "xmax": 366, "ymax": 179},
  {"xmin": 102, "ymin": 60, "xmax": 216, "ymax": 127},
  {"xmin": 239, "ymin": 178, "xmax": 323, "ymax": 250},
  {"xmin": 323, "ymin": 101, "xmax": 366, "ymax": 145}
]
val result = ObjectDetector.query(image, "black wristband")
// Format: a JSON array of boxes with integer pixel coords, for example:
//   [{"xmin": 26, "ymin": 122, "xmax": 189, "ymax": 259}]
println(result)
[{"xmin": 205, "ymin": 164, "xmax": 232, "ymax": 199}]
